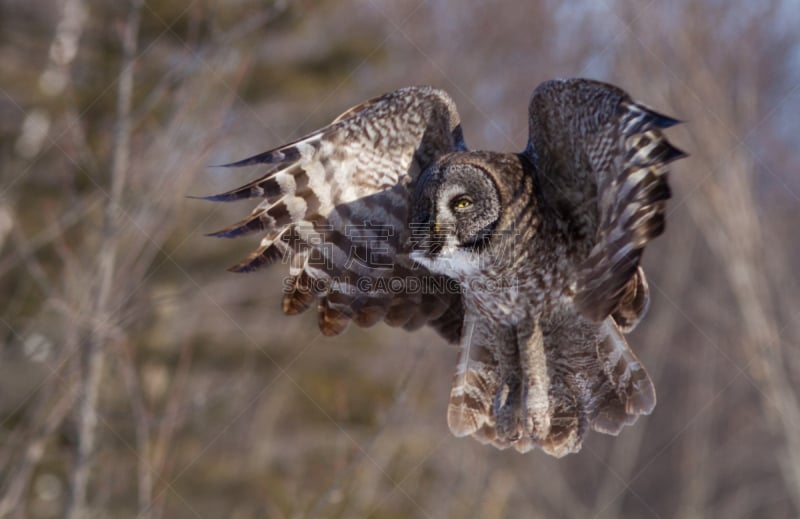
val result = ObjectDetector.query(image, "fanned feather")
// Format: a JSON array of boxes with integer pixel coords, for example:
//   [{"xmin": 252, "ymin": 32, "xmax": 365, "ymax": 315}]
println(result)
[{"xmin": 200, "ymin": 86, "xmax": 466, "ymax": 341}]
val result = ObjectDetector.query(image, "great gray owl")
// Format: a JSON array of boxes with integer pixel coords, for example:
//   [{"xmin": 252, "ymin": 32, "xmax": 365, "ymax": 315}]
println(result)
[{"xmin": 201, "ymin": 78, "xmax": 686, "ymax": 457}]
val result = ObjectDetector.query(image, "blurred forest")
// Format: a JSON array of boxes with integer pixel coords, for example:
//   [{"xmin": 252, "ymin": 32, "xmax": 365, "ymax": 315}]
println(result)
[{"xmin": 1, "ymin": 0, "xmax": 800, "ymax": 517}]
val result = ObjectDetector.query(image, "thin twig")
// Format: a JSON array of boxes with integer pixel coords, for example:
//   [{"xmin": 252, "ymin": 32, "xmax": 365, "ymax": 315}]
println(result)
[
  {"xmin": 116, "ymin": 339, "xmax": 154, "ymax": 518},
  {"xmin": 65, "ymin": 1, "xmax": 143, "ymax": 517}
]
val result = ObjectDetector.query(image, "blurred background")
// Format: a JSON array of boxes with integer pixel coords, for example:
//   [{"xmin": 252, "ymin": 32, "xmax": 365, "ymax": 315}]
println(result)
[{"xmin": 2, "ymin": 0, "xmax": 799, "ymax": 517}]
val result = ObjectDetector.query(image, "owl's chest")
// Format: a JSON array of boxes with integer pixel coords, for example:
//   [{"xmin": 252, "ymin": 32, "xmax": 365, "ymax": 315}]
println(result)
[
  {"xmin": 462, "ymin": 272, "xmax": 542, "ymax": 323},
  {"xmin": 468, "ymin": 282, "xmax": 519, "ymax": 319},
  {"xmin": 461, "ymin": 252, "xmax": 571, "ymax": 323}
]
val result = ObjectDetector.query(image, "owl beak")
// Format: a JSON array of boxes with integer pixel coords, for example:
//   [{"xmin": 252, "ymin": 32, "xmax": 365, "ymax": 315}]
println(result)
[{"xmin": 429, "ymin": 221, "xmax": 445, "ymax": 256}]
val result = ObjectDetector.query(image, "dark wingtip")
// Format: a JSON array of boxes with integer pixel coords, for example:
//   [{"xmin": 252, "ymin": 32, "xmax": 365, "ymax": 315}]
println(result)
[
  {"xmin": 206, "ymin": 213, "xmax": 265, "ymax": 239},
  {"xmin": 210, "ymin": 152, "xmax": 275, "ymax": 168},
  {"xmin": 210, "ymin": 158, "xmax": 259, "ymax": 169},
  {"xmin": 211, "ymin": 146, "xmax": 301, "ymax": 168},
  {"xmin": 663, "ymin": 144, "xmax": 689, "ymax": 163},
  {"xmin": 227, "ymin": 263, "xmax": 257, "ymax": 273},
  {"xmin": 643, "ymin": 108, "xmax": 684, "ymax": 129},
  {"xmin": 226, "ymin": 244, "xmax": 286, "ymax": 273},
  {"xmin": 645, "ymin": 142, "xmax": 689, "ymax": 166},
  {"xmin": 189, "ymin": 193, "xmax": 242, "ymax": 202},
  {"xmin": 191, "ymin": 185, "xmax": 269, "ymax": 202},
  {"xmin": 621, "ymin": 102, "xmax": 685, "ymax": 135},
  {"xmin": 188, "ymin": 193, "xmax": 255, "ymax": 202},
  {"xmin": 651, "ymin": 113, "xmax": 683, "ymax": 129},
  {"xmin": 205, "ymin": 228, "xmax": 243, "ymax": 239}
]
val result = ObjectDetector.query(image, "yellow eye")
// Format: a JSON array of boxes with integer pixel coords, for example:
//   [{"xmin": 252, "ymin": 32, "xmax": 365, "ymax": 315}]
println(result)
[{"xmin": 451, "ymin": 196, "xmax": 473, "ymax": 210}]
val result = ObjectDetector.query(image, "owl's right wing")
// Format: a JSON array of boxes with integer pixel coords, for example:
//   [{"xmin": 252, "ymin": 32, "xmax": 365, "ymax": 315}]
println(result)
[
  {"xmin": 200, "ymin": 86, "xmax": 466, "ymax": 341},
  {"xmin": 526, "ymin": 78, "xmax": 686, "ymax": 328}
]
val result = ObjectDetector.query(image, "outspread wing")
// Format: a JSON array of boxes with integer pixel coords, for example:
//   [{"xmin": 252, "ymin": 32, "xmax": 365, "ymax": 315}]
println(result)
[
  {"xmin": 526, "ymin": 78, "xmax": 686, "ymax": 325},
  {"xmin": 201, "ymin": 86, "xmax": 466, "ymax": 341}
]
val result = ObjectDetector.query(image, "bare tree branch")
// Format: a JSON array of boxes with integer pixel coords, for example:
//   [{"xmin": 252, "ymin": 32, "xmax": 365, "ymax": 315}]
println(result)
[{"xmin": 65, "ymin": 1, "xmax": 143, "ymax": 517}]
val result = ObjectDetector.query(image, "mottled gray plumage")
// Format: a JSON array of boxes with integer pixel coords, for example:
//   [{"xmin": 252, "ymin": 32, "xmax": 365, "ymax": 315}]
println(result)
[{"xmin": 201, "ymin": 79, "xmax": 686, "ymax": 457}]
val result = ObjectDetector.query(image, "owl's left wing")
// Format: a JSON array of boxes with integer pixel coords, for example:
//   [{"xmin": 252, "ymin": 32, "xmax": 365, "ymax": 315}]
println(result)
[
  {"xmin": 526, "ymin": 78, "xmax": 686, "ymax": 326},
  {"xmin": 200, "ymin": 86, "xmax": 466, "ymax": 341}
]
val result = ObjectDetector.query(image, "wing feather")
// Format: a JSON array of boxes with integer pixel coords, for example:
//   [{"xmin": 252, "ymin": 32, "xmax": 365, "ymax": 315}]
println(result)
[
  {"xmin": 201, "ymin": 86, "xmax": 466, "ymax": 341},
  {"xmin": 526, "ymin": 78, "xmax": 686, "ymax": 324}
]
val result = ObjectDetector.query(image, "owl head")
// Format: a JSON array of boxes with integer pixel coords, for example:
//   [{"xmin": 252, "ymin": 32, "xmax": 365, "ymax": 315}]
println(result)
[{"xmin": 409, "ymin": 153, "xmax": 502, "ymax": 274}]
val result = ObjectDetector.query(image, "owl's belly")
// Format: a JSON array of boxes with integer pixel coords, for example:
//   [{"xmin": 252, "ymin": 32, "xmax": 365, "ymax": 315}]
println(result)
[{"xmin": 461, "ymin": 278, "xmax": 532, "ymax": 324}]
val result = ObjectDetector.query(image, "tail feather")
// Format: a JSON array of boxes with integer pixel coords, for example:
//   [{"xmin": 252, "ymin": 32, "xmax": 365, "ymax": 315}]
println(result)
[
  {"xmin": 447, "ymin": 320, "xmax": 497, "ymax": 438},
  {"xmin": 595, "ymin": 318, "xmax": 656, "ymax": 423},
  {"xmin": 446, "ymin": 315, "xmax": 654, "ymax": 456},
  {"xmin": 447, "ymin": 360, "xmax": 498, "ymax": 438}
]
